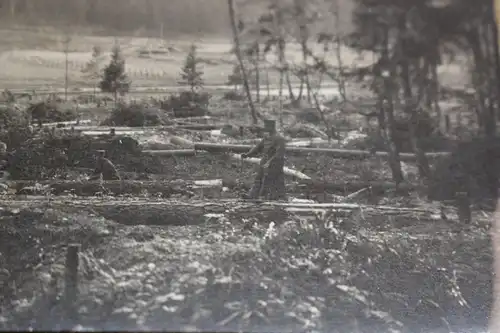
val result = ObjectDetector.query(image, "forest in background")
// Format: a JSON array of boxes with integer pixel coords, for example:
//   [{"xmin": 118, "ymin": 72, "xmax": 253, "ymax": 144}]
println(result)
[
  {"xmin": 0, "ymin": 0, "xmax": 232, "ymax": 36},
  {"xmin": 0, "ymin": 0, "xmax": 355, "ymax": 37}
]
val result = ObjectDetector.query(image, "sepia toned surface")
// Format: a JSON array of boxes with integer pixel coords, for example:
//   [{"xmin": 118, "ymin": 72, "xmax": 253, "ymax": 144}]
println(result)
[{"xmin": 0, "ymin": 0, "xmax": 498, "ymax": 332}]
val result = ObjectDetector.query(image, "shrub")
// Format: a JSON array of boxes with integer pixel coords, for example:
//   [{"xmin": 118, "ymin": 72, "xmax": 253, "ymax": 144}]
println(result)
[
  {"xmin": 223, "ymin": 90, "xmax": 245, "ymax": 101},
  {"xmin": 28, "ymin": 102, "xmax": 77, "ymax": 124},
  {"xmin": 160, "ymin": 91, "xmax": 210, "ymax": 118},
  {"xmin": 101, "ymin": 103, "xmax": 172, "ymax": 127},
  {"xmin": 0, "ymin": 105, "xmax": 30, "ymax": 128}
]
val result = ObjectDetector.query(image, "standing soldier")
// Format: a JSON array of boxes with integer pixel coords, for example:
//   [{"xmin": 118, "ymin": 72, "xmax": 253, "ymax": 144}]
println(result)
[{"xmin": 241, "ymin": 119, "xmax": 286, "ymax": 201}]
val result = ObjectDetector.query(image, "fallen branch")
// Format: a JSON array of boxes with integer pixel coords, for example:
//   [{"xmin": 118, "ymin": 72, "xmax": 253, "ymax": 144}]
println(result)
[{"xmin": 230, "ymin": 153, "xmax": 311, "ymax": 180}]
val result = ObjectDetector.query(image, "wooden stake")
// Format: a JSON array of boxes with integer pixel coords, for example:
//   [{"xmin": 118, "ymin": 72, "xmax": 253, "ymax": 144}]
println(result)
[
  {"xmin": 65, "ymin": 243, "xmax": 80, "ymax": 321},
  {"xmin": 456, "ymin": 191, "xmax": 471, "ymax": 224}
]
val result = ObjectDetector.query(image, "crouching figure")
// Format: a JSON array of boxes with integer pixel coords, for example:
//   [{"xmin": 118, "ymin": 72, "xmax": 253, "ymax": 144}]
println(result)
[
  {"xmin": 242, "ymin": 119, "xmax": 286, "ymax": 201},
  {"xmin": 90, "ymin": 150, "xmax": 121, "ymax": 181}
]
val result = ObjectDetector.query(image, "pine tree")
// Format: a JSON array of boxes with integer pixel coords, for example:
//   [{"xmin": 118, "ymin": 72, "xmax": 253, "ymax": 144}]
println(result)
[
  {"xmin": 178, "ymin": 44, "xmax": 204, "ymax": 93},
  {"xmin": 82, "ymin": 45, "xmax": 104, "ymax": 97},
  {"xmin": 100, "ymin": 44, "xmax": 131, "ymax": 102}
]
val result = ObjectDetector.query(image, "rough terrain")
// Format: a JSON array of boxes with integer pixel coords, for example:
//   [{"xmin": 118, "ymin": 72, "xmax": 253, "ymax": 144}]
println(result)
[{"xmin": 0, "ymin": 27, "xmax": 493, "ymax": 333}]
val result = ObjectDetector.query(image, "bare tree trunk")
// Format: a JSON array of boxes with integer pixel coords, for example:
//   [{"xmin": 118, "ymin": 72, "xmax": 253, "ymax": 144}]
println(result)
[
  {"xmin": 379, "ymin": 29, "xmax": 404, "ymax": 185},
  {"xmin": 331, "ymin": 0, "xmax": 347, "ymax": 101},
  {"xmin": 227, "ymin": 0, "xmax": 258, "ymax": 124},
  {"xmin": 429, "ymin": 54, "xmax": 442, "ymax": 132},
  {"xmin": 64, "ymin": 38, "xmax": 70, "ymax": 102},
  {"xmin": 305, "ymin": 73, "xmax": 336, "ymax": 141},
  {"xmin": 254, "ymin": 43, "xmax": 261, "ymax": 103},
  {"xmin": 469, "ymin": 29, "xmax": 492, "ymax": 137},
  {"xmin": 299, "ymin": 38, "xmax": 311, "ymax": 104},
  {"xmin": 481, "ymin": 21, "xmax": 497, "ymax": 139},
  {"xmin": 278, "ymin": 43, "xmax": 285, "ymax": 127},
  {"xmin": 401, "ymin": 60, "xmax": 431, "ymax": 180},
  {"xmin": 264, "ymin": 54, "xmax": 271, "ymax": 99},
  {"xmin": 285, "ymin": 67, "xmax": 295, "ymax": 101},
  {"xmin": 491, "ymin": 1, "xmax": 500, "ymax": 124}
]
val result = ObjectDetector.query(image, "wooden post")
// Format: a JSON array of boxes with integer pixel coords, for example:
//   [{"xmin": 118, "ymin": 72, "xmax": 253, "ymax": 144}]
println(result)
[
  {"xmin": 65, "ymin": 243, "xmax": 80, "ymax": 321},
  {"xmin": 456, "ymin": 191, "xmax": 471, "ymax": 224},
  {"xmin": 444, "ymin": 114, "xmax": 451, "ymax": 133}
]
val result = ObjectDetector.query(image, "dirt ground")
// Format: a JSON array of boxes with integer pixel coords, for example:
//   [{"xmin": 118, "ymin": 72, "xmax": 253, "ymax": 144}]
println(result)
[
  {"xmin": 0, "ymin": 197, "xmax": 492, "ymax": 332},
  {"xmin": 0, "ymin": 112, "xmax": 493, "ymax": 332}
]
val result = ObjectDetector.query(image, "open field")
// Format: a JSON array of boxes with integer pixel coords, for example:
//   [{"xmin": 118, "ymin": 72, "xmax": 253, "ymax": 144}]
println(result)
[{"xmin": 0, "ymin": 27, "xmax": 469, "ymax": 95}]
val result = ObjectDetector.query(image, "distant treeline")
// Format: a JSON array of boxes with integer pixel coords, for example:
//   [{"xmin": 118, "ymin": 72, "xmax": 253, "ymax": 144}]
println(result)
[{"xmin": 0, "ymin": 0, "xmax": 231, "ymax": 36}]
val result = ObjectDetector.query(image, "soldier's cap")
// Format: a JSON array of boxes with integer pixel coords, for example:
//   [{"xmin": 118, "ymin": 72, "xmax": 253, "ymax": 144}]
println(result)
[
  {"xmin": 263, "ymin": 119, "xmax": 276, "ymax": 132},
  {"xmin": 96, "ymin": 150, "xmax": 106, "ymax": 154}
]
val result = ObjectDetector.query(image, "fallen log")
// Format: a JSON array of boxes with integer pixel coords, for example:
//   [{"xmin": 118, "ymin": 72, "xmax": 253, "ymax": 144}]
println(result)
[
  {"xmin": 0, "ymin": 197, "xmax": 439, "ymax": 226},
  {"xmin": 42, "ymin": 119, "xmax": 92, "ymax": 127},
  {"xmin": 286, "ymin": 138, "xmax": 329, "ymax": 147},
  {"xmin": 229, "ymin": 153, "xmax": 311, "ymax": 180},
  {"xmin": 142, "ymin": 149, "xmax": 200, "ymax": 157},
  {"xmin": 173, "ymin": 116, "xmax": 212, "ymax": 123},
  {"xmin": 7, "ymin": 177, "xmax": 423, "ymax": 198},
  {"xmin": 82, "ymin": 130, "xmax": 145, "ymax": 136},
  {"xmin": 194, "ymin": 142, "xmax": 451, "ymax": 161},
  {"xmin": 10, "ymin": 179, "xmax": 224, "ymax": 196},
  {"xmin": 72, "ymin": 126, "xmax": 162, "ymax": 132},
  {"xmin": 0, "ymin": 197, "xmax": 436, "ymax": 213},
  {"xmin": 235, "ymin": 137, "xmax": 327, "ymax": 147},
  {"xmin": 297, "ymin": 179, "xmax": 423, "ymax": 194},
  {"xmin": 71, "ymin": 124, "xmax": 219, "ymax": 132},
  {"xmin": 170, "ymin": 135, "xmax": 195, "ymax": 148}
]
